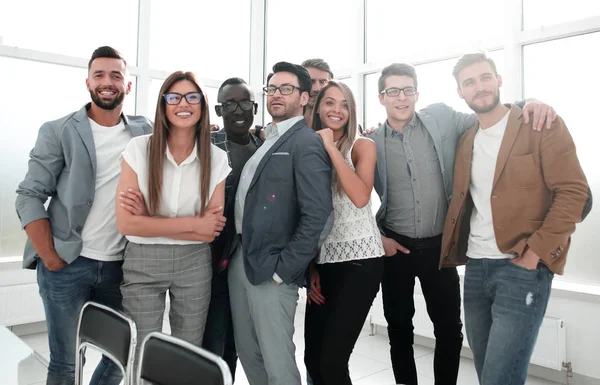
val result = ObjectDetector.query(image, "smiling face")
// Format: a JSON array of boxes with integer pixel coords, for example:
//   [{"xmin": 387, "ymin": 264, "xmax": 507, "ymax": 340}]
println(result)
[
  {"xmin": 378, "ymin": 75, "xmax": 419, "ymax": 126},
  {"xmin": 318, "ymin": 85, "xmax": 349, "ymax": 133},
  {"xmin": 86, "ymin": 57, "xmax": 131, "ymax": 110},
  {"xmin": 164, "ymin": 80, "xmax": 202, "ymax": 130},
  {"xmin": 216, "ymin": 83, "xmax": 257, "ymax": 136}
]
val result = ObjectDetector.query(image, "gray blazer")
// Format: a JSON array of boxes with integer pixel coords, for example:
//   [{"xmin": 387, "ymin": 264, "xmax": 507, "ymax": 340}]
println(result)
[
  {"xmin": 368, "ymin": 103, "xmax": 475, "ymax": 226},
  {"xmin": 241, "ymin": 120, "xmax": 333, "ymax": 286},
  {"xmin": 15, "ymin": 103, "xmax": 153, "ymax": 269}
]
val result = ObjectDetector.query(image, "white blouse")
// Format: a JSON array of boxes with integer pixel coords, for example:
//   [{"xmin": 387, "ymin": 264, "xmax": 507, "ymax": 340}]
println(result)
[
  {"xmin": 120, "ymin": 134, "xmax": 231, "ymax": 245},
  {"xmin": 319, "ymin": 139, "xmax": 384, "ymax": 264}
]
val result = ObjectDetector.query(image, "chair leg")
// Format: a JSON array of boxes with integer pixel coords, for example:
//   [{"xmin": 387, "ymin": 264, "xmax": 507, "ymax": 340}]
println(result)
[{"xmin": 75, "ymin": 345, "xmax": 86, "ymax": 385}]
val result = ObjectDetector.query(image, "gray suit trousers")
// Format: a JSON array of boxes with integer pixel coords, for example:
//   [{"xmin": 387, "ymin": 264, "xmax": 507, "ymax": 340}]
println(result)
[{"xmin": 229, "ymin": 248, "xmax": 301, "ymax": 385}]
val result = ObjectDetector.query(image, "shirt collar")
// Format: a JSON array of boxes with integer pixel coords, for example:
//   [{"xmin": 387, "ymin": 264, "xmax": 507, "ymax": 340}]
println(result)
[
  {"xmin": 271, "ymin": 115, "xmax": 304, "ymax": 137},
  {"xmin": 165, "ymin": 142, "xmax": 199, "ymax": 166}
]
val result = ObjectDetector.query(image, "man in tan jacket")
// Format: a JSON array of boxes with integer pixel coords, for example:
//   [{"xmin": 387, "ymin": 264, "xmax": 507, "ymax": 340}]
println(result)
[{"xmin": 440, "ymin": 52, "xmax": 592, "ymax": 385}]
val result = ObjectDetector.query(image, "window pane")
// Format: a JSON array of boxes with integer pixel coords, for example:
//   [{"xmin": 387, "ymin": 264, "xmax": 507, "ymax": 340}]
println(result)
[
  {"xmin": 149, "ymin": 1, "xmax": 251, "ymax": 81},
  {"xmin": 148, "ymin": 79, "xmax": 220, "ymax": 128},
  {"xmin": 266, "ymin": 0, "xmax": 362, "ymax": 72},
  {"xmin": 0, "ymin": 0, "xmax": 139, "ymax": 62},
  {"xmin": 524, "ymin": 0, "xmax": 600, "ymax": 30},
  {"xmin": 366, "ymin": 0, "xmax": 504, "ymax": 64},
  {"xmin": 363, "ymin": 52, "xmax": 504, "ymax": 129},
  {"xmin": 524, "ymin": 33, "xmax": 600, "ymax": 284},
  {"xmin": 0, "ymin": 58, "xmax": 136, "ymax": 258}
]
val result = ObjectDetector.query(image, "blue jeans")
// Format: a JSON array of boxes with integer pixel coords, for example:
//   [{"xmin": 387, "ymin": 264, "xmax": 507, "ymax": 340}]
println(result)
[
  {"xmin": 202, "ymin": 268, "xmax": 237, "ymax": 381},
  {"xmin": 37, "ymin": 256, "xmax": 124, "ymax": 385},
  {"xmin": 464, "ymin": 258, "xmax": 553, "ymax": 385}
]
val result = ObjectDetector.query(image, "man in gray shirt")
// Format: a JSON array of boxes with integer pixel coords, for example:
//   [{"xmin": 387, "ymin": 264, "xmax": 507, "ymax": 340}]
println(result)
[{"xmin": 368, "ymin": 63, "xmax": 556, "ymax": 385}]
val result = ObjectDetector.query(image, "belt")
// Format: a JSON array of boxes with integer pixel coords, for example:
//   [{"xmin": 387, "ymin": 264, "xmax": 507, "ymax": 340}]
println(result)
[{"xmin": 384, "ymin": 228, "xmax": 442, "ymax": 250}]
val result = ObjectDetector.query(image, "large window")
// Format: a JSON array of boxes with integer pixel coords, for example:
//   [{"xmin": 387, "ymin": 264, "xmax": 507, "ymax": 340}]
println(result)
[
  {"xmin": 366, "ymin": 0, "xmax": 504, "ymax": 64},
  {"xmin": 265, "ymin": 0, "xmax": 362, "ymax": 72},
  {"xmin": 523, "ymin": 0, "xmax": 600, "ymax": 30},
  {"xmin": 149, "ymin": 0, "xmax": 251, "ymax": 81},
  {"xmin": 524, "ymin": 33, "xmax": 600, "ymax": 284},
  {"xmin": 0, "ymin": 59, "xmax": 85, "ymax": 258},
  {"xmin": 0, "ymin": 0, "xmax": 139, "ymax": 63}
]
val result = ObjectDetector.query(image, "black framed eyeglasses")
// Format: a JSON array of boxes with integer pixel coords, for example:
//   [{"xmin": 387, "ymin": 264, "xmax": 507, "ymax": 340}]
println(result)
[
  {"xmin": 163, "ymin": 92, "xmax": 203, "ymax": 105},
  {"xmin": 380, "ymin": 87, "xmax": 417, "ymax": 97},
  {"xmin": 219, "ymin": 100, "xmax": 256, "ymax": 112},
  {"xmin": 263, "ymin": 85, "xmax": 301, "ymax": 96}
]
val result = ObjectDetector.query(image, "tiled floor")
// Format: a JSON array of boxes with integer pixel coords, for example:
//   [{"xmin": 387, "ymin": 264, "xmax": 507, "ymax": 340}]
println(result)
[{"xmin": 19, "ymin": 302, "xmax": 562, "ymax": 385}]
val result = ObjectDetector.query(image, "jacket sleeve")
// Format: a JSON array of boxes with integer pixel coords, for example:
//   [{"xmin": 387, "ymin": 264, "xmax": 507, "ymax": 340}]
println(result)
[
  {"xmin": 15, "ymin": 122, "xmax": 65, "ymax": 228},
  {"xmin": 274, "ymin": 137, "xmax": 333, "ymax": 283},
  {"xmin": 526, "ymin": 116, "xmax": 592, "ymax": 264}
]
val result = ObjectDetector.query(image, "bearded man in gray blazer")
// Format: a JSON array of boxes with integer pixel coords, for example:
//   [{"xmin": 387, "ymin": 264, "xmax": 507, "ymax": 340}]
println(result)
[{"xmin": 15, "ymin": 46, "xmax": 152, "ymax": 385}]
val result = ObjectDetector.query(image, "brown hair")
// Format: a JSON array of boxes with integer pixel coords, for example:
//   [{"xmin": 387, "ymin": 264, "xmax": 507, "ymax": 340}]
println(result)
[
  {"xmin": 310, "ymin": 80, "xmax": 358, "ymax": 195},
  {"xmin": 378, "ymin": 63, "xmax": 418, "ymax": 93},
  {"xmin": 452, "ymin": 51, "xmax": 498, "ymax": 83},
  {"xmin": 148, "ymin": 71, "xmax": 212, "ymax": 216}
]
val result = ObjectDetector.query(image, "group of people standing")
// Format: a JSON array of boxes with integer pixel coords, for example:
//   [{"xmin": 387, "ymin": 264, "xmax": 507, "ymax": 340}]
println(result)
[{"xmin": 15, "ymin": 45, "xmax": 591, "ymax": 385}]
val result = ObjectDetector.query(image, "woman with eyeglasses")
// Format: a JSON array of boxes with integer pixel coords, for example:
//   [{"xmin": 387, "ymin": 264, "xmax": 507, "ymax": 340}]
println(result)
[
  {"xmin": 304, "ymin": 80, "xmax": 384, "ymax": 385},
  {"xmin": 115, "ymin": 71, "xmax": 231, "ymax": 354}
]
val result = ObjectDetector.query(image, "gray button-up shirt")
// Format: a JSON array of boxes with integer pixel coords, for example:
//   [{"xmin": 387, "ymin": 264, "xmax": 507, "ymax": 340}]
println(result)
[
  {"xmin": 382, "ymin": 114, "xmax": 447, "ymax": 238},
  {"xmin": 234, "ymin": 116, "xmax": 304, "ymax": 234}
]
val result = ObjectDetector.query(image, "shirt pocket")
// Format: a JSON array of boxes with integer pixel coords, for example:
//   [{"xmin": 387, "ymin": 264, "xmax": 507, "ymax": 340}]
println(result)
[
  {"xmin": 424, "ymin": 150, "xmax": 441, "ymax": 175},
  {"xmin": 507, "ymin": 153, "xmax": 543, "ymax": 189}
]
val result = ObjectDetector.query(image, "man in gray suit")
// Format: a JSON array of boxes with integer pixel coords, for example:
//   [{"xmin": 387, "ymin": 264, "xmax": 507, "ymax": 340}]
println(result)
[
  {"xmin": 229, "ymin": 62, "xmax": 333, "ymax": 385},
  {"xmin": 15, "ymin": 46, "xmax": 152, "ymax": 385}
]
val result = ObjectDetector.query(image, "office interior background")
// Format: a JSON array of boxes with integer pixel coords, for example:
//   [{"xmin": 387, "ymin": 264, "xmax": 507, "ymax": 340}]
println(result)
[{"xmin": 0, "ymin": 0, "xmax": 599, "ymax": 384}]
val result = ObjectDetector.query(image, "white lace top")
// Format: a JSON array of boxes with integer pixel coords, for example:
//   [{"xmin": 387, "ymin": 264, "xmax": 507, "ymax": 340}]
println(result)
[{"xmin": 318, "ymin": 139, "xmax": 385, "ymax": 264}]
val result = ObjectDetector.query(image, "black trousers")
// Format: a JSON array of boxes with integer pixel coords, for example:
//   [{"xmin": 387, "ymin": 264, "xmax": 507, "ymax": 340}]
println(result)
[
  {"xmin": 304, "ymin": 257, "xmax": 384, "ymax": 385},
  {"xmin": 382, "ymin": 230, "xmax": 463, "ymax": 385},
  {"xmin": 202, "ymin": 268, "xmax": 237, "ymax": 381}
]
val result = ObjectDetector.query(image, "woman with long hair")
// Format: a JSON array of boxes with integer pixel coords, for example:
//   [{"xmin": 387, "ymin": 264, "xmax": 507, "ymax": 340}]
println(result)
[
  {"xmin": 304, "ymin": 80, "xmax": 385, "ymax": 385},
  {"xmin": 116, "ymin": 71, "xmax": 231, "ymax": 351}
]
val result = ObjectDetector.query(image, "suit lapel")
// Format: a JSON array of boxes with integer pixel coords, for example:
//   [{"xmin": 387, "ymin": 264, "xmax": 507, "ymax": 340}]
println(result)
[
  {"xmin": 492, "ymin": 105, "xmax": 523, "ymax": 189},
  {"xmin": 72, "ymin": 105, "xmax": 97, "ymax": 175},
  {"xmin": 418, "ymin": 111, "xmax": 446, "ymax": 173},
  {"xmin": 462, "ymin": 123, "xmax": 478, "ymax": 185},
  {"xmin": 248, "ymin": 120, "xmax": 304, "ymax": 191},
  {"xmin": 123, "ymin": 114, "xmax": 145, "ymax": 137}
]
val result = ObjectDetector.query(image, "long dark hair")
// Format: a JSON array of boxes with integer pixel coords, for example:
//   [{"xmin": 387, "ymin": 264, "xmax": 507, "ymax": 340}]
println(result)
[
  {"xmin": 311, "ymin": 80, "xmax": 358, "ymax": 195},
  {"xmin": 148, "ymin": 71, "xmax": 212, "ymax": 216}
]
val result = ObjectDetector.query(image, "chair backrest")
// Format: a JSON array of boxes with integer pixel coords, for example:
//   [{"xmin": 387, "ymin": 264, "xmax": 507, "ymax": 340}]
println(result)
[
  {"xmin": 75, "ymin": 301, "xmax": 137, "ymax": 385},
  {"xmin": 138, "ymin": 332, "xmax": 233, "ymax": 385}
]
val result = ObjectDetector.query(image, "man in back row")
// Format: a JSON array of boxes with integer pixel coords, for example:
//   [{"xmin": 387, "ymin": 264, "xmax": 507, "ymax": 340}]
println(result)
[
  {"xmin": 203, "ymin": 77, "xmax": 263, "ymax": 380},
  {"xmin": 368, "ymin": 61, "xmax": 557, "ymax": 385}
]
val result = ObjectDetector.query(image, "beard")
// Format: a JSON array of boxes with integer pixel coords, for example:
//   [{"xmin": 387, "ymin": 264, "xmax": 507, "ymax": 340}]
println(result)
[
  {"xmin": 89, "ymin": 88, "xmax": 125, "ymax": 111},
  {"xmin": 467, "ymin": 91, "xmax": 500, "ymax": 114}
]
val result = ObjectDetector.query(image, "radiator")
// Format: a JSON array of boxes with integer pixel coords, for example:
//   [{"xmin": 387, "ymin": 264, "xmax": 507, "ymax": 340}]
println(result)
[
  {"xmin": 0, "ymin": 284, "xmax": 45, "ymax": 326},
  {"xmin": 369, "ymin": 287, "xmax": 567, "ymax": 371}
]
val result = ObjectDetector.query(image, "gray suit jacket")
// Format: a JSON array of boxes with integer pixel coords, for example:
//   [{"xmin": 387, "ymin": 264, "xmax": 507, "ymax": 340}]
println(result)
[
  {"xmin": 369, "ymin": 103, "xmax": 475, "ymax": 227},
  {"xmin": 241, "ymin": 120, "xmax": 333, "ymax": 286},
  {"xmin": 15, "ymin": 103, "xmax": 153, "ymax": 269}
]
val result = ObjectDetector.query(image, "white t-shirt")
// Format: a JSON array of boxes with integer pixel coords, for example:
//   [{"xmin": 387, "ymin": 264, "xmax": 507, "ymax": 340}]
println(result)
[
  {"xmin": 467, "ymin": 111, "xmax": 514, "ymax": 260},
  {"xmin": 80, "ymin": 118, "xmax": 131, "ymax": 261},
  {"xmin": 120, "ymin": 134, "xmax": 231, "ymax": 245}
]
